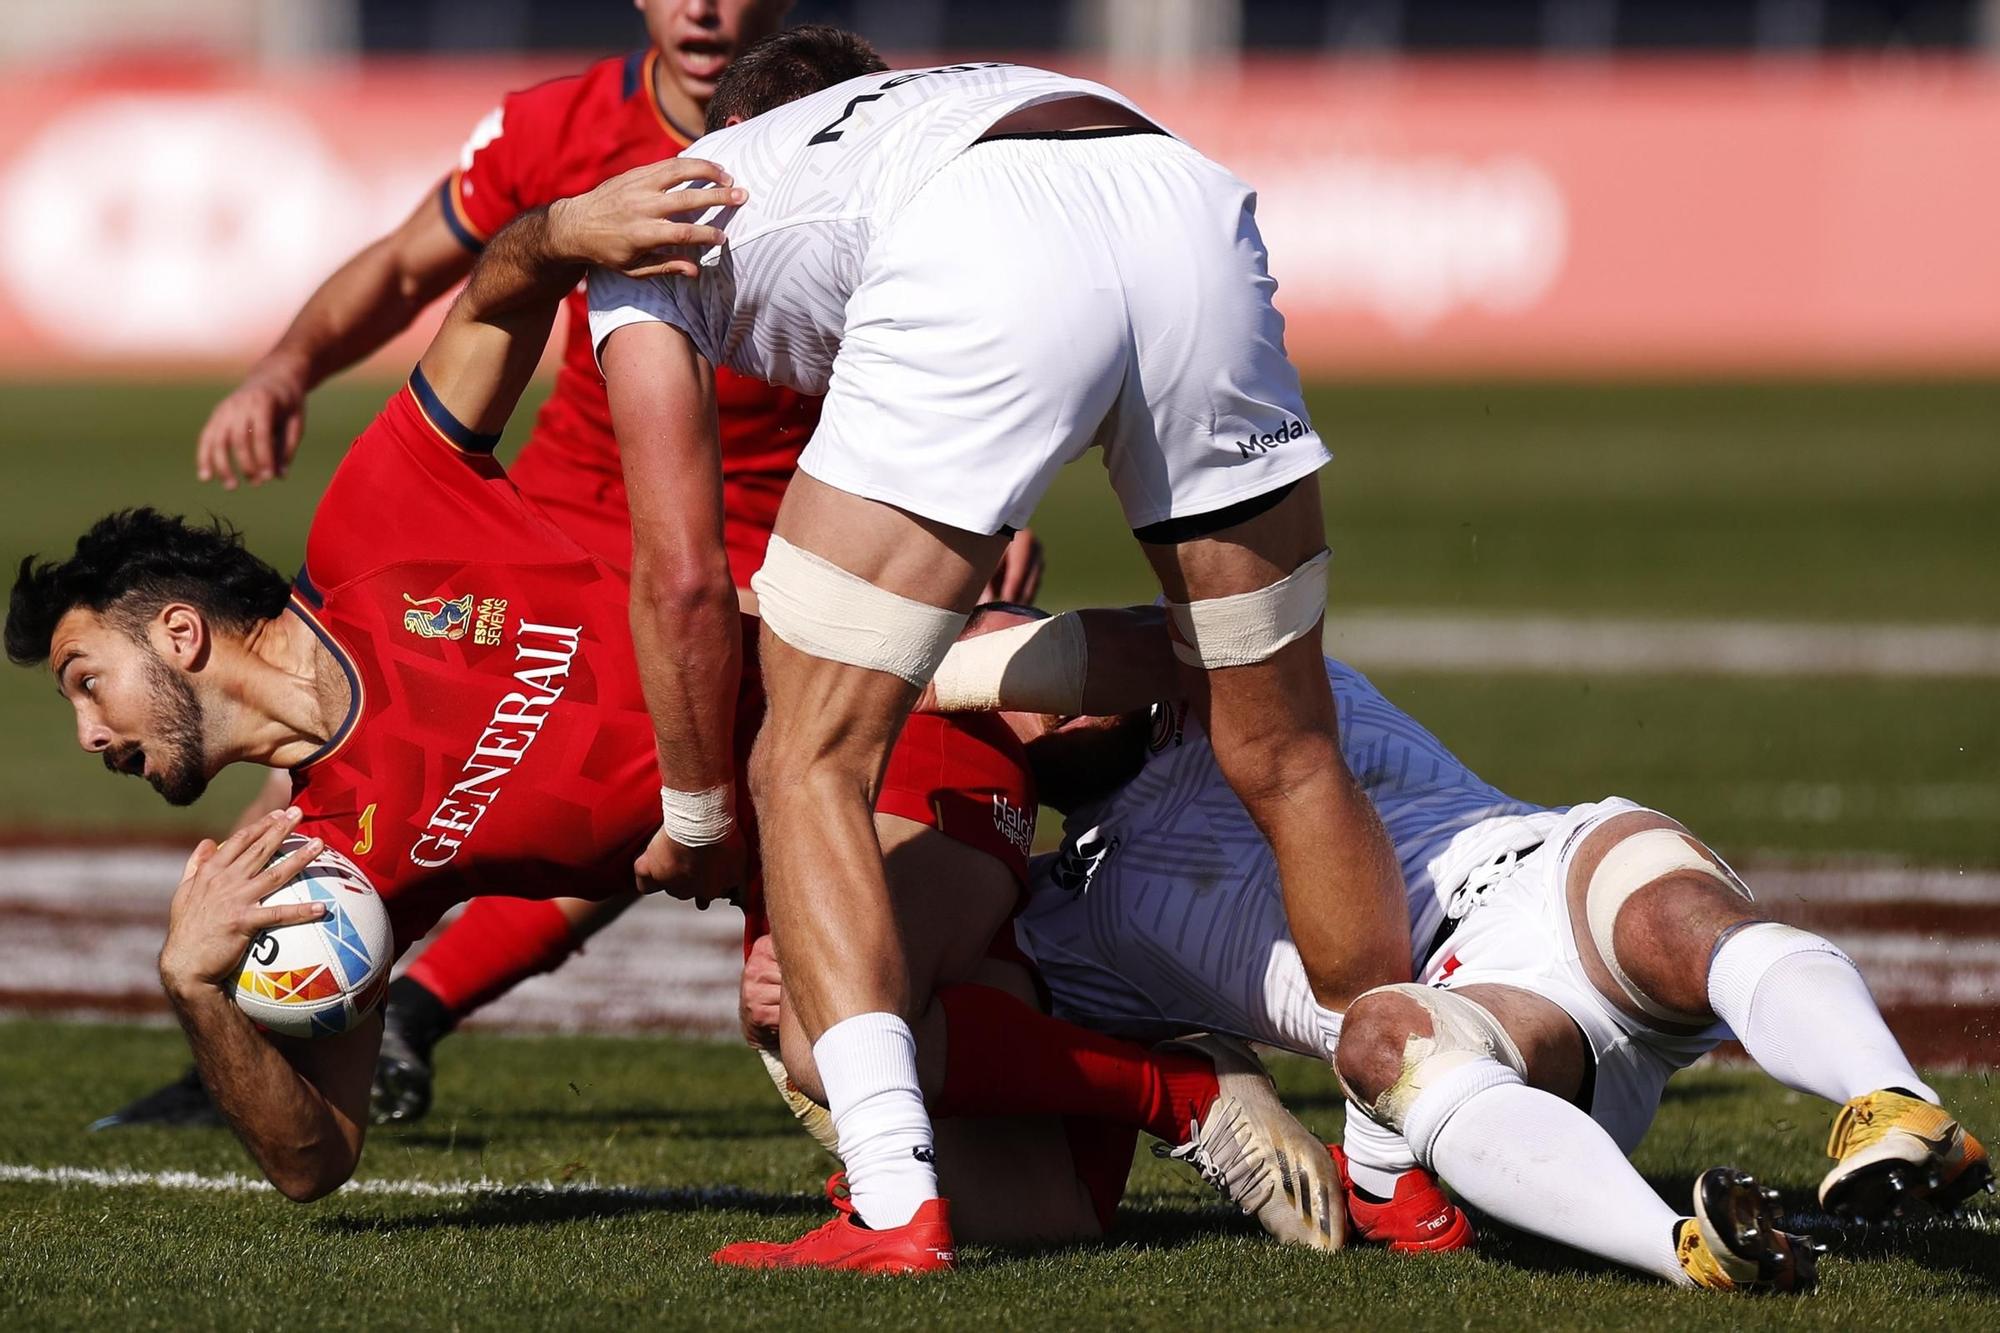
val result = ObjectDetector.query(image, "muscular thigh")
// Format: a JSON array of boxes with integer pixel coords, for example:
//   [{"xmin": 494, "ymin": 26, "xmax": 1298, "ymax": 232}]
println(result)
[
  {"xmin": 1449, "ymin": 983, "xmax": 1590, "ymax": 1104},
  {"xmin": 1561, "ymin": 809, "xmax": 1758, "ymax": 1031}
]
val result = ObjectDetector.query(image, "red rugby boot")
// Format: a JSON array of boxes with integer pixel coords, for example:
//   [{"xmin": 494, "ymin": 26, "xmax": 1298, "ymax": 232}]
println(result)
[
  {"xmin": 711, "ymin": 1193, "xmax": 956, "ymax": 1275},
  {"xmin": 1329, "ymin": 1145, "xmax": 1476, "ymax": 1253}
]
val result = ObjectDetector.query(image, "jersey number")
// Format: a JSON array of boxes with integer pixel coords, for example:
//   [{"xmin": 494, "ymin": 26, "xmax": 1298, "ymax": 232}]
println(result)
[
  {"xmin": 808, "ymin": 93, "xmax": 884, "ymax": 146},
  {"xmin": 807, "ymin": 64, "xmax": 1008, "ymax": 146}
]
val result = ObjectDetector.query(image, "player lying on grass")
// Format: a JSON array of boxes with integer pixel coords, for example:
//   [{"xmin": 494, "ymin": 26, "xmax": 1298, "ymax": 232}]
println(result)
[
  {"xmin": 858, "ymin": 606, "xmax": 1988, "ymax": 1292},
  {"xmin": 2, "ymin": 173, "xmax": 1335, "ymax": 1249},
  {"xmin": 149, "ymin": 0, "xmax": 1035, "ymax": 1132}
]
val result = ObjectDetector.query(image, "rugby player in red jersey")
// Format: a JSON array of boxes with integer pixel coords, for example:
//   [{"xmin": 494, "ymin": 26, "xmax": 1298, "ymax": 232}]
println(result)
[
  {"xmin": 7, "ymin": 167, "xmax": 1325, "ymax": 1252},
  {"xmin": 145, "ymin": 1, "xmax": 1038, "ymax": 1130}
]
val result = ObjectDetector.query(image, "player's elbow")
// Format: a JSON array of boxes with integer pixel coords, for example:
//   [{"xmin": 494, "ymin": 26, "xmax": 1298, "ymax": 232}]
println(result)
[
  {"xmin": 264, "ymin": 1130, "xmax": 362, "ymax": 1203},
  {"xmin": 269, "ymin": 1153, "xmax": 354, "ymax": 1204},
  {"xmin": 631, "ymin": 547, "xmax": 736, "ymax": 624}
]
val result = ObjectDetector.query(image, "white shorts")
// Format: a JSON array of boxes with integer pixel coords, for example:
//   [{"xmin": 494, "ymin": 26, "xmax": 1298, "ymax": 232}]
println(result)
[
  {"xmin": 802, "ymin": 132, "xmax": 1331, "ymax": 536},
  {"xmin": 1419, "ymin": 798, "xmax": 1728, "ymax": 1153},
  {"xmin": 1017, "ymin": 796, "xmax": 1726, "ymax": 1152}
]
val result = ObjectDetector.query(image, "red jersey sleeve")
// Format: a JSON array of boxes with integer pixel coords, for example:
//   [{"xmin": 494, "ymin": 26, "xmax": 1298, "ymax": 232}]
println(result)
[{"xmin": 442, "ymin": 74, "xmax": 585, "ymax": 248}]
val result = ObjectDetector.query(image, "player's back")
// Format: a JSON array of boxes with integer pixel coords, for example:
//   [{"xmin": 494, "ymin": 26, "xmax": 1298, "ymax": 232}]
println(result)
[
  {"xmin": 1045, "ymin": 660, "xmax": 1548, "ymax": 958},
  {"xmin": 589, "ymin": 63, "xmax": 1137, "ymax": 394}
]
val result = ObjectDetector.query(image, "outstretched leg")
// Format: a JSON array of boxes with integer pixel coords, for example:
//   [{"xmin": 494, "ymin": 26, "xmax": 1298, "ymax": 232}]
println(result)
[
  {"xmin": 1565, "ymin": 808, "xmax": 1987, "ymax": 1219},
  {"xmin": 1336, "ymin": 981, "xmax": 1813, "ymax": 1290}
]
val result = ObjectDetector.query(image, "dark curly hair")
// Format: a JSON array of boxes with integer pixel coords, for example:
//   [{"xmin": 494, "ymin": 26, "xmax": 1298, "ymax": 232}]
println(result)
[
  {"xmin": 6, "ymin": 508, "xmax": 291, "ymax": 667},
  {"xmin": 705, "ymin": 24, "xmax": 888, "ymax": 132}
]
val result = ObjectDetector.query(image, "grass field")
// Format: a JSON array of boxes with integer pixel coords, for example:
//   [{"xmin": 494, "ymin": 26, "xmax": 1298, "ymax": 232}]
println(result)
[
  {"xmin": 2, "ymin": 1021, "xmax": 1997, "ymax": 1331},
  {"xmin": 0, "ymin": 377, "xmax": 1994, "ymax": 1327}
]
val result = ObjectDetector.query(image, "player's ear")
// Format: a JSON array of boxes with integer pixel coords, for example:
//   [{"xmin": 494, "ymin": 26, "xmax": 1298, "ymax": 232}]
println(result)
[
  {"xmin": 727, "ymin": 115, "xmax": 745, "ymax": 128},
  {"xmin": 154, "ymin": 602, "xmax": 209, "ymax": 670}
]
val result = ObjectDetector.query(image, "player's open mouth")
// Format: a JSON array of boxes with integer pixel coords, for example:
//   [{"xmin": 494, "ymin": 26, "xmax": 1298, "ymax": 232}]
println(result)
[
  {"xmin": 105, "ymin": 746, "xmax": 146, "ymax": 779},
  {"xmin": 676, "ymin": 43, "xmax": 730, "ymax": 81}
]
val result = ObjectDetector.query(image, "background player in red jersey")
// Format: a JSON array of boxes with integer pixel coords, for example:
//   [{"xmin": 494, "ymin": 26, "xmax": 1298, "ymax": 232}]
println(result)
[{"xmin": 148, "ymin": 0, "xmax": 1038, "ymax": 1130}]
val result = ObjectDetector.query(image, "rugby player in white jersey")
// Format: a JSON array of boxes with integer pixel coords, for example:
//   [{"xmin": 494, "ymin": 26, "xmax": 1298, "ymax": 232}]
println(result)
[
  {"xmin": 903, "ymin": 606, "xmax": 1989, "ymax": 1291},
  {"xmin": 564, "ymin": 26, "xmax": 1408, "ymax": 1268}
]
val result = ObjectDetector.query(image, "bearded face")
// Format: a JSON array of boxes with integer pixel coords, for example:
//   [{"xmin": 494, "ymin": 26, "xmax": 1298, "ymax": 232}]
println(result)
[{"xmin": 51, "ymin": 607, "xmax": 215, "ymax": 808}]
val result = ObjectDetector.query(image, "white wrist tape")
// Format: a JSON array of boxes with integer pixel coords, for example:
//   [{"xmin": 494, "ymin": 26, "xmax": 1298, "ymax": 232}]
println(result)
[
  {"xmin": 929, "ymin": 611, "xmax": 1087, "ymax": 714},
  {"xmin": 660, "ymin": 784, "xmax": 733, "ymax": 846},
  {"xmin": 749, "ymin": 534, "xmax": 967, "ymax": 686},
  {"xmin": 1167, "ymin": 547, "xmax": 1330, "ymax": 669}
]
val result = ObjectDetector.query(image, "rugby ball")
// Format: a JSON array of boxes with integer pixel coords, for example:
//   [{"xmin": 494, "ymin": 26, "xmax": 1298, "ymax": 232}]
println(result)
[{"xmin": 232, "ymin": 836, "xmax": 393, "ymax": 1039}]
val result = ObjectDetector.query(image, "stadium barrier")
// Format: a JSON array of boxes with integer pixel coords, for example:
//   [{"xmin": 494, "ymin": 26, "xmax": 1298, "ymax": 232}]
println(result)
[{"xmin": 0, "ymin": 55, "xmax": 1995, "ymax": 377}]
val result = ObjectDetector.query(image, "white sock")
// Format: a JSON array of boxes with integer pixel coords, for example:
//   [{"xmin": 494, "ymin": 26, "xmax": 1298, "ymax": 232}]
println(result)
[
  {"xmin": 1408, "ymin": 1058, "xmax": 1690, "ymax": 1285},
  {"xmin": 815, "ymin": 1012, "xmax": 938, "ymax": 1229},
  {"xmin": 1314, "ymin": 1004, "xmax": 1343, "ymax": 1065},
  {"xmin": 1341, "ymin": 1098, "xmax": 1417, "ymax": 1198},
  {"xmin": 1706, "ymin": 922, "xmax": 1936, "ymax": 1106}
]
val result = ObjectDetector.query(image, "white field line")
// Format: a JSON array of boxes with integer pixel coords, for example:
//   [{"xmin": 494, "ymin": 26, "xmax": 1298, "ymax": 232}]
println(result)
[
  {"xmin": 6, "ymin": 1164, "xmax": 1997, "ymax": 1233},
  {"xmin": 1324, "ymin": 613, "xmax": 2000, "ymax": 677},
  {"xmin": 0, "ymin": 1162, "xmax": 765, "ymax": 1204}
]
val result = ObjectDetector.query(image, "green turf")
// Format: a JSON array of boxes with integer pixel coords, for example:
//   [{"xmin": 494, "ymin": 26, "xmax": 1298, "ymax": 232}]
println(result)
[
  {"xmin": 0, "ymin": 377, "xmax": 1993, "ymax": 859},
  {"xmin": 0, "ymin": 1020, "xmax": 1995, "ymax": 1331}
]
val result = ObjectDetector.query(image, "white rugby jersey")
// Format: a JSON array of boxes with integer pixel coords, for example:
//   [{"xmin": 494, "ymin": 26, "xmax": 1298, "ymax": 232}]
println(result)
[
  {"xmin": 586, "ymin": 63, "xmax": 1142, "ymax": 394},
  {"xmin": 1029, "ymin": 658, "xmax": 1557, "ymax": 976}
]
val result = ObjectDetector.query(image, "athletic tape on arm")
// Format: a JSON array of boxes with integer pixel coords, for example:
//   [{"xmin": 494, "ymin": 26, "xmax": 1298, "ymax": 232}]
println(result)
[
  {"xmin": 1167, "ymin": 548, "xmax": 1330, "ymax": 669},
  {"xmin": 1586, "ymin": 828, "xmax": 1751, "ymax": 1027},
  {"xmin": 749, "ymin": 534, "xmax": 966, "ymax": 686},
  {"xmin": 928, "ymin": 612, "xmax": 1087, "ymax": 714}
]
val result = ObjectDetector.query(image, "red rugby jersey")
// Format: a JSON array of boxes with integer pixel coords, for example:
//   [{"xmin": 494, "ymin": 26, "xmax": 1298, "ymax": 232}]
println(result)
[
  {"xmin": 442, "ymin": 50, "xmax": 819, "ymax": 513},
  {"xmin": 285, "ymin": 371, "xmax": 1028, "ymax": 955},
  {"xmin": 287, "ymin": 370, "xmax": 747, "ymax": 950}
]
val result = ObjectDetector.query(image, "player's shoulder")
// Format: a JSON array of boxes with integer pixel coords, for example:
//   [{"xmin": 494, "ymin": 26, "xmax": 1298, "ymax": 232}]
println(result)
[
  {"xmin": 681, "ymin": 69, "xmax": 894, "ymax": 160},
  {"xmin": 500, "ymin": 49, "xmax": 640, "ymax": 119}
]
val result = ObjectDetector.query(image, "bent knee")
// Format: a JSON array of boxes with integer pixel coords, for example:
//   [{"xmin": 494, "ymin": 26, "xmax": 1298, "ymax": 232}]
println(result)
[
  {"xmin": 1566, "ymin": 812, "xmax": 1757, "ymax": 1028},
  {"xmin": 1334, "ymin": 988, "xmax": 1436, "ymax": 1108}
]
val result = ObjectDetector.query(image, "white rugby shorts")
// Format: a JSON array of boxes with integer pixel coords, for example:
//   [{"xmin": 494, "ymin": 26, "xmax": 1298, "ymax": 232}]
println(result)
[
  {"xmin": 802, "ymin": 132, "xmax": 1330, "ymax": 536},
  {"xmin": 1018, "ymin": 797, "xmax": 1727, "ymax": 1154}
]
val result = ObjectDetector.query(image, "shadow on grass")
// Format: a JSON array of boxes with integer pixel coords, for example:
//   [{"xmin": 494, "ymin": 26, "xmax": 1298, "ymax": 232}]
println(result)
[
  {"xmin": 1463, "ymin": 1172, "xmax": 2000, "ymax": 1294},
  {"xmin": 316, "ymin": 1183, "xmax": 821, "ymax": 1235}
]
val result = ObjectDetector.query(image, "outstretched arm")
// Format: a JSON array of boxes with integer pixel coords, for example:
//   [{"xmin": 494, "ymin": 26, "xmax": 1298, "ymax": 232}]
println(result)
[
  {"xmin": 156, "ymin": 809, "xmax": 379, "ymax": 1201},
  {"xmin": 415, "ymin": 159, "xmax": 745, "ymax": 445},
  {"xmin": 923, "ymin": 606, "xmax": 1181, "ymax": 718}
]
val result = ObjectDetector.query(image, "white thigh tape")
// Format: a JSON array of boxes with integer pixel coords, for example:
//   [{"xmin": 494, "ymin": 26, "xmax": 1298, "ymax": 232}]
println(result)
[
  {"xmin": 1586, "ymin": 828, "xmax": 1752, "ymax": 1026},
  {"xmin": 750, "ymin": 535, "xmax": 967, "ymax": 686},
  {"xmin": 928, "ymin": 611, "xmax": 1086, "ymax": 714},
  {"xmin": 1167, "ymin": 548, "xmax": 1329, "ymax": 669}
]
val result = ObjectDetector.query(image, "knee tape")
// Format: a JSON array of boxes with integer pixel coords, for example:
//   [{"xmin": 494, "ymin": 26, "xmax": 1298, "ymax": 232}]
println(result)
[
  {"xmin": 750, "ymin": 534, "xmax": 968, "ymax": 686},
  {"xmin": 1166, "ymin": 548, "xmax": 1329, "ymax": 669},
  {"xmin": 1339, "ymin": 984, "xmax": 1528, "ymax": 1153},
  {"xmin": 928, "ymin": 611, "xmax": 1087, "ymax": 714},
  {"xmin": 1585, "ymin": 828, "xmax": 1752, "ymax": 1027}
]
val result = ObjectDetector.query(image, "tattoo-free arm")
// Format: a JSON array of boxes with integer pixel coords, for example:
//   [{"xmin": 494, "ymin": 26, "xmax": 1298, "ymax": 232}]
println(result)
[
  {"xmin": 167, "ymin": 990, "xmax": 378, "ymax": 1202},
  {"xmin": 603, "ymin": 320, "xmax": 740, "ymax": 798}
]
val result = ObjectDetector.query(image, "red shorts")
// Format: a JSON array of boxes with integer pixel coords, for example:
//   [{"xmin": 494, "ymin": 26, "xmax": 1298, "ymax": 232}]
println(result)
[
  {"xmin": 739, "ymin": 710, "xmax": 1039, "ymax": 959},
  {"xmin": 510, "ymin": 438, "xmax": 783, "ymax": 589}
]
